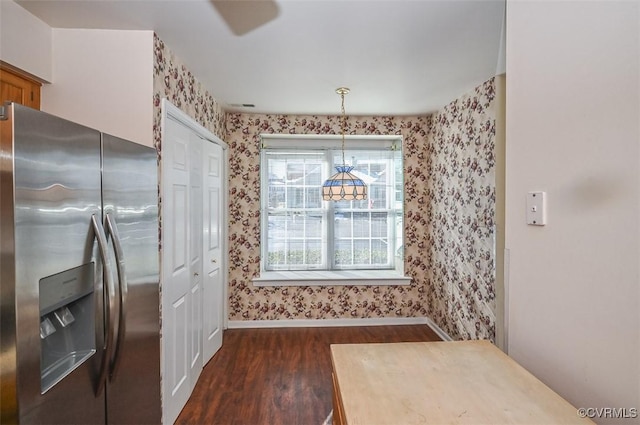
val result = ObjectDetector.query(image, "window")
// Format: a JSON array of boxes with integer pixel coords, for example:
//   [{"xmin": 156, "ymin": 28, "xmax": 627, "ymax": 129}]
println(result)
[{"xmin": 259, "ymin": 135, "xmax": 405, "ymax": 283}]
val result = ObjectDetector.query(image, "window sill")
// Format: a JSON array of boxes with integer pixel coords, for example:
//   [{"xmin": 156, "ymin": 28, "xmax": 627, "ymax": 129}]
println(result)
[{"xmin": 253, "ymin": 270, "xmax": 412, "ymax": 287}]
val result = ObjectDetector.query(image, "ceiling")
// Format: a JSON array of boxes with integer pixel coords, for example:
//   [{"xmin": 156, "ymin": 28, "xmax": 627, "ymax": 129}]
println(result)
[{"xmin": 16, "ymin": 0, "xmax": 506, "ymax": 116}]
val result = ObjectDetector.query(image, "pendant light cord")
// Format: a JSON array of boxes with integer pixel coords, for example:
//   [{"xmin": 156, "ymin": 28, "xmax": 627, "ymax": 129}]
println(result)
[{"xmin": 340, "ymin": 90, "xmax": 346, "ymax": 166}]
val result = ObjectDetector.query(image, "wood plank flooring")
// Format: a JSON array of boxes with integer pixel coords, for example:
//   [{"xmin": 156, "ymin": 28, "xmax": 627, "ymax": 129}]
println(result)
[{"xmin": 176, "ymin": 325, "xmax": 440, "ymax": 425}]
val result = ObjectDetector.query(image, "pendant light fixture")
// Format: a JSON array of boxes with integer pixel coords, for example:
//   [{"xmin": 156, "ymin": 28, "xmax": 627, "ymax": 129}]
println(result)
[{"xmin": 321, "ymin": 87, "xmax": 367, "ymax": 201}]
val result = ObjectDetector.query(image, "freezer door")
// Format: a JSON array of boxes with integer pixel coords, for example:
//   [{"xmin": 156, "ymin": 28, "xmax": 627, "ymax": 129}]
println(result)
[
  {"xmin": 101, "ymin": 134, "xmax": 161, "ymax": 424},
  {"xmin": 7, "ymin": 103, "xmax": 107, "ymax": 424}
]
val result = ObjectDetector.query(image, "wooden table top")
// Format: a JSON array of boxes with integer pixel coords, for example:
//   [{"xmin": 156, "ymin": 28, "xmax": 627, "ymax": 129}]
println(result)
[{"xmin": 330, "ymin": 340, "xmax": 594, "ymax": 425}]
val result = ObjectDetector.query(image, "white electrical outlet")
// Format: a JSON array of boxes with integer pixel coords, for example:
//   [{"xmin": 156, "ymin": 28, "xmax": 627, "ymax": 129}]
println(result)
[{"xmin": 526, "ymin": 191, "xmax": 546, "ymax": 226}]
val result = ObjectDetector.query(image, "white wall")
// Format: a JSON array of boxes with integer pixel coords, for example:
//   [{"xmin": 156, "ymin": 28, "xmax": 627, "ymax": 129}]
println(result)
[
  {"xmin": 0, "ymin": 0, "xmax": 52, "ymax": 82},
  {"xmin": 506, "ymin": 1, "xmax": 639, "ymax": 423},
  {"xmin": 42, "ymin": 29, "xmax": 154, "ymax": 147}
]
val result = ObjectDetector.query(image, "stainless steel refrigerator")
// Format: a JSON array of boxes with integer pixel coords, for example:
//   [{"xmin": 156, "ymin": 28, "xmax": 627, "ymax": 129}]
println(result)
[{"xmin": 0, "ymin": 103, "xmax": 161, "ymax": 424}]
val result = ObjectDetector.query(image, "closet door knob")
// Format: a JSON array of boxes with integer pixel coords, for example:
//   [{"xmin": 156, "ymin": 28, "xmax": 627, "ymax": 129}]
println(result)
[{"xmin": 193, "ymin": 272, "xmax": 199, "ymax": 277}]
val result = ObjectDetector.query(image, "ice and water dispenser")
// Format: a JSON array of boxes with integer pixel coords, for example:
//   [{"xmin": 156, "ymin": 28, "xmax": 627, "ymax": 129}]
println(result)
[{"xmin": 39, "ymin": 263, "xmax": 96, "ymax": 393}]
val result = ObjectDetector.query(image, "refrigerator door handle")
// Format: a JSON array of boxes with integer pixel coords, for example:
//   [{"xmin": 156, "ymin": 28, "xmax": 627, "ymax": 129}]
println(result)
[
  {"xmin": 104, "ymin": 213, "xmax": 128, "ymax": 381},
  {"xmin": 91, "ymin": 214, "xmax": 117, "ymax": 397}
]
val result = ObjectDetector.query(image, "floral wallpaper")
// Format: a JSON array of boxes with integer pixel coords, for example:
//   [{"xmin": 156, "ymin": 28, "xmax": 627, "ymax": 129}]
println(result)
[
  {"xmin": 150, "ymin": 35, "xmax": 497, "ymax": 341},
  {"xmin": 152, "ymin": 34, "xmax": 225, "ymax": 151},
  {"xmin": 421, "ymin": 78, "xmax": 497, "ymax": 341},
  {"xmin": 225, "ymin": 114, "xmax": 432, "ymax": 321}
]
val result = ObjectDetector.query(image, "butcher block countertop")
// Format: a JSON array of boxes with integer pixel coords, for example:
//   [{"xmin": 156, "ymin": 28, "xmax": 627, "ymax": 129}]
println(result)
[{"xmin": 330, "ymin": 340, "xmax": 594, "ymax": 425}]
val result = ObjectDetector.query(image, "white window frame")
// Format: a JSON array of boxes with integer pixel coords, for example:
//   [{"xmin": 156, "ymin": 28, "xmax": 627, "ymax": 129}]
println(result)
[{"xmin": 253, "ymin": 134, "xmax": 410, "ymax": 287}]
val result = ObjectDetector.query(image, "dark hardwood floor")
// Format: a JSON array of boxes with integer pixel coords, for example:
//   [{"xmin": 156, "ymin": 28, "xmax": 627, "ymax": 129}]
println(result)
[{"xmin": 176, "ymin": 325, "xmax": 440, "ymax": 425}]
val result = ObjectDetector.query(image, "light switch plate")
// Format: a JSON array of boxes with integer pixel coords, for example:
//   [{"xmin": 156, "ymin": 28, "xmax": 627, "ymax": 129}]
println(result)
[{"xmin": 526, "ymin": 191, "xmax": 546, "ymax": 226}]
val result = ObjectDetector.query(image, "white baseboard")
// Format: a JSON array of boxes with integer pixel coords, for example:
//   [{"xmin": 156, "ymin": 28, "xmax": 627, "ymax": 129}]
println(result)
[
  {"xmin": 227, "ymin": 317, "xmax": 429, "ymax": 329},
  {"xmin": 227, "ymin": 316, "xmax": 453, "ymax": 342},
  {"xmin": 424, "ymin": 317, "xmax": 453, "ymax": 341}
]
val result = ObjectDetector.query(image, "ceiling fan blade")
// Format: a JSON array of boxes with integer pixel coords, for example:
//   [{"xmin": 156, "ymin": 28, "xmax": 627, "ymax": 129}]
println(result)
[{"xmin": 211, "ymin": 0, "xmax": 279, "ymax": 36}]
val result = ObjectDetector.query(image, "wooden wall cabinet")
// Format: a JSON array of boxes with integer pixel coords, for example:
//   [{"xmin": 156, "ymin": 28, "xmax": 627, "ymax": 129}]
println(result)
[{"xmin": 0, "ymin": 67, "xmax": 41, "ymax": 110}]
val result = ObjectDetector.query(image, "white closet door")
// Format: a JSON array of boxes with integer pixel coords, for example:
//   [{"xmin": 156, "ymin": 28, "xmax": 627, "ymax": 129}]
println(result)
[
  {"xmin": 161, "ymin": 117, "xmax": 192, "ymax": 425},
  {"xmin": 188, "ymin": 133, "xmax": 203, "ymax": 390},
  {"xmin": 161, "ymin": 100, "xmax": 227, "ymax": 425},
  {"xmin": 202, "ymin": 141, "xmax": 224, "ymax": 363}
]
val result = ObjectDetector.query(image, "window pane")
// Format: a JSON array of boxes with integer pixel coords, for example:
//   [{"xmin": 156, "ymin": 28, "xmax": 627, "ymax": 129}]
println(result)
[
  {"xmin": 268, "ymin": 214, "xmax": 286, "ymax": 233},
  {"xmin": 287, "ymin": 214, "xmax": 306, "ymax": 238},
  {"xmin": 370, "ymin": 184, "xmax": 388, "ymax": 208},
  {"xmin": 268, "ymin": 185, "xmax": 285, "ymax": 209},
  {"xmin": 306, "ymin": 188, "xmax": 321, "ymax": 208},
  {"xmin": 371, "ymin": 239, "xmax": 389, "ymax": 264},
  {"xmin": 335, "ymin": 240, "xmax": 353, "ymax": 266},
  {"xmin": 334, "ymin": 212, "xmax": 352, "ymax": 238},
  {"xmin": 334, "ymin": 199, "xmax": 350, "ymax": 210},
  {"xmin": 353, "ymin": 240, "xmax": 371, "ymax": 265},
  {"xmin": 306, "ymin": 165, "xmax": 322, "ymax": 185},
  {"xmin": 332, "ymin": 211, "xmax": 393, "ymax": 268},
  {"xmin": 286, "ymin": 163, "xmax": 304, "ymax": 181},
  {"xmin": 287, "ymin": 241, "xmax": 305, "ymax": 265},
  {"xmin": 371, "ymin": 212, "xmax": 388, "ymax": 237},
  {"xmin": 352, "ymin": 212, "xmax": 370, "ymax": 238},
  {"xmin": 268, "ymin": 251, "xmax": 286, "ymax": 266},
  {"xmin": 395, "ymin": 212, "xmax": 404, "ymax": 258},
  {"xmin": 285, "ymin": 187, "xmax": 302, "ymax": 208},
  {"xmin": 266, "ymin": 212, "xmax": 326, "ymax": 270},
  {"xmin": 306, "ymin": 240, "xmax": 323, "ymax": 265},
  {"xmin": 306, "ymin": 213, "xmax": 323, "ymax": 238},
  {"xmin": 395, "ymin": 150, "xmax": 404, "ymax": 204},
  {"xmin": 267, "ymin": 215, "xmax": 287, "ymax": 267}
]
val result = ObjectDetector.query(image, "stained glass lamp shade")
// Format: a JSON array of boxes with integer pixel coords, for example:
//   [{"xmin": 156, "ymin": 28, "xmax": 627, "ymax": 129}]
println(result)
[{"xmin": 322, "ymin": 165, "xmax": 367, "ymax": 200}]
